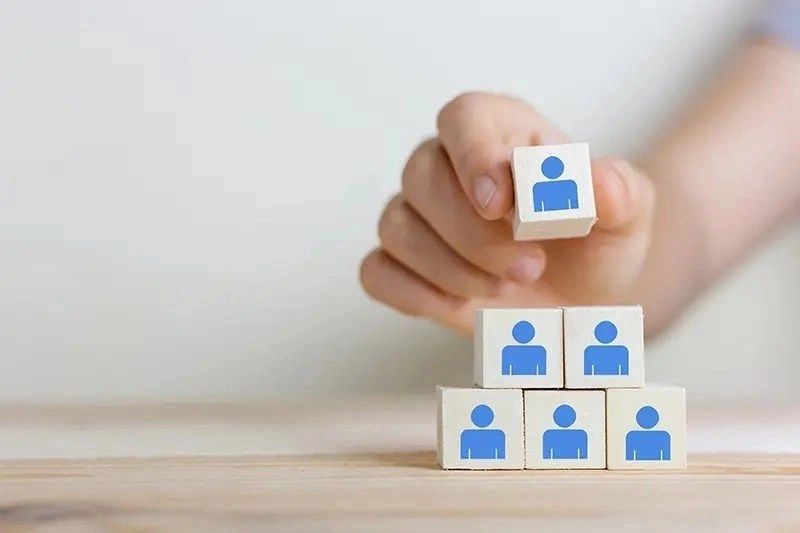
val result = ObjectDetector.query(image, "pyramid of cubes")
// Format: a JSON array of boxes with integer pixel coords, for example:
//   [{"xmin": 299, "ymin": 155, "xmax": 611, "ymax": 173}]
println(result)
[{"xmin": 437, "ymin": 306, "xmax": 687, "ymax": 470}]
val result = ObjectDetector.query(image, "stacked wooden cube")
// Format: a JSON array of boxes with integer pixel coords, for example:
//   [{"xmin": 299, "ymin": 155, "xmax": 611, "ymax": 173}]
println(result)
[{"xmin": 437, "ymin": 306, "xmax": 687, "ymax": 470}]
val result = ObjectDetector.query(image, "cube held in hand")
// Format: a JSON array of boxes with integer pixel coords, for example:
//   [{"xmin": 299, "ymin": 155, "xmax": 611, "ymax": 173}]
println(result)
[{"xmin": 511, "ymin": 142, "xmax": 596, "ymax": 240}]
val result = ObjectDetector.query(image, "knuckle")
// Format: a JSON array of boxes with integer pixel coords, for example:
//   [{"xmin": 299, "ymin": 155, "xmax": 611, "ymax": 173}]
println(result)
[
  {"xmin": 457, "ymin": 145, "xmax": 499, "ymax": 177},
  {"xmin": 436, "ymin": 91, "xmax": 488, "ymax": 129},
  {"xmin": 377, "ymin": 197, "xmax": 413, "ymax": 247},
  {"xmin": 607, "ymin": 158, "xmax": 657, "ymax": 225},
  {"xmin": 639, "ymin": 170, "xmax": 657, "ymax": 213},
  {"xmin": 358, "ymin": 250, "xmax": 384, "ymax": 297},
  {"xmin": 448, "ymin": 237, "xmax": 492, "ymax": 272},
  {"xmin": 608, "ymin": 157, "xmax": 636, "ymax": 178},
  {"xmin": 618, "ymin": 158, "xmax": 656, "ymax": 215},
  {"xmin": 399, "ymin": 303, "xmax": 425, "ymax": 318},
  {"xmin": 400, "ymin": 138, "xmax": 438, "ymax": 197},
  {"xmin": 600, "ymin": 156, "xmax": 627, "ymax": 169}
]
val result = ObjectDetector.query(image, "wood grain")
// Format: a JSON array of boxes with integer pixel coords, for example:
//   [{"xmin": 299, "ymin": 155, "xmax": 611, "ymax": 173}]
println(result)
[{"xmin": 0, "ymin": 397, "xmax": 796, "ymax": 532}]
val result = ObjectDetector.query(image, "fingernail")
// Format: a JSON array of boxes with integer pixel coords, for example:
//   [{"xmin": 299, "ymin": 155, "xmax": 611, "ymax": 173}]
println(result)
[
  {"xmin": 473, "ymin": 174, "xmax": 497, "ymax": 210},
  {"xmin": 506, "ymin": 256, "xmax": 545, "ymax": 284}
]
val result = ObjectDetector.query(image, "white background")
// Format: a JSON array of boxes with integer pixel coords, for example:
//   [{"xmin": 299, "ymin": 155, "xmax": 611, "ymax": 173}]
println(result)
[{"xmin": 0, "ymin": 0, "xmax": 797, "ymax": 403}]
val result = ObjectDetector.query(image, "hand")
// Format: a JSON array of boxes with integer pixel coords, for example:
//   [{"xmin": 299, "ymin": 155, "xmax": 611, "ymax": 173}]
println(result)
[{"xmin": 360, "ymin": 92, "xmax": 655, "ymax": 335}]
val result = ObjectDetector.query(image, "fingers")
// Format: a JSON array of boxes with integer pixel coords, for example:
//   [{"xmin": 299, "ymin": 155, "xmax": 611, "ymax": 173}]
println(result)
[
  {"xmin": 378, "ymin": 195, "xmax": 501, "ymax": 299},
  {"xmin": 359, "ymin": 249, "xmax": 471, "ymax": 326},
  {"xmin": 436, "ymin": 92, "xmax": 569, "ymax": 220},
  {"xmin": 592, "ymin": 157, "xmax": 656, "ymax": 233},
  {"xmin": 401, "ymin": 139, "xmax": 547, "ymax": 285},
  {"xmin": 437, "ymin": 96, "xmax": 515, "ymax": 220}
]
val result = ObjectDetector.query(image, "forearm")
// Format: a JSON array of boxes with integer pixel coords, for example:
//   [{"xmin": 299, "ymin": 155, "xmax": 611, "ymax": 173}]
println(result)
[{"xmin": 633, "ymin": 41, "xmax": 800, "ymax": 335}]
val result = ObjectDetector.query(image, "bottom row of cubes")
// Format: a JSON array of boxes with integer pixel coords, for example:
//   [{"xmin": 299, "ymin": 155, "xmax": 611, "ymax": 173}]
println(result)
[{"xmin": 437, "ymin": 385, "xmax": 687, "ymax": 470}]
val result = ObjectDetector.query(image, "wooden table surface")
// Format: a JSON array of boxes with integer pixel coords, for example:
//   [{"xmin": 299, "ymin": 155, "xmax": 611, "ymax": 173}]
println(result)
[{"xmin": 0, "ymin": 395, "xmax": 797, "ymax": 532}]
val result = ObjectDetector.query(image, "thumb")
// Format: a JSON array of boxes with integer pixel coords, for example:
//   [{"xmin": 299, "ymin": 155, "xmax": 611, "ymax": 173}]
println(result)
[
  {"xmin": 436, "ymin": 93, "xmax": 569, "ymax": 220},
  {"xmin": 592, "ymin": 157, "xmax": 655, "ymax": 234}
]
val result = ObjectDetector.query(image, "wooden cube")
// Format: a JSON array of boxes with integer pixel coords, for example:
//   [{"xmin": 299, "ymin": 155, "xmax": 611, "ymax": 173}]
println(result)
[
  {"xmin": 563, "ymin": 306, "xmax": 645, "ymax": 389},
  {"xmin": 437, "ymin": 386, "xmax": 524, "ymax": 470},
  {"xmin": 474, "ymin": 308, "xmax": 563, "ymax": 389},
  {"xmin": 511, "ymin": 143, "xmax": 596, "ymax": 241},
  {"xmin": 524, "ymin": 390, "xmax": 606, "ymax": 469},
  {"xmin": 606, "ymin": 385, "xmax": 687, "ymax": 470}
]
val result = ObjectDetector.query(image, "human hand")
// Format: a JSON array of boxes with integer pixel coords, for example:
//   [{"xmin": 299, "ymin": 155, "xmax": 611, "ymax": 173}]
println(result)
[{"xmin": 360, "ymin": 93, "xmax": 655, "ymax": 334}]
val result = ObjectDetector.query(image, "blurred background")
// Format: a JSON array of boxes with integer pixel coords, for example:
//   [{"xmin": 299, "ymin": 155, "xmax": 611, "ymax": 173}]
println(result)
[{"xmin": 0, "ymin": 0, "xmax": 797, "ymax": 404}]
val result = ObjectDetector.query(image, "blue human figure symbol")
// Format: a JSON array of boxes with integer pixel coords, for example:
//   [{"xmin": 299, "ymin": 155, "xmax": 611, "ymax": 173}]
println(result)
[
  {"xmin": 542, "ymin": 404, "xmax": 588, "ymax": 459},
  {"xmin": 626, "ymin": 406, "xmax": 671, "ymax": 461},
  {"xmin": 501, "ymin": 320, "xmax": 547, "ymax": 376},
  {"xmin": 583, "ymin": 320, "xmax": 629, "ymax": 376},
  {"xmin": 460, "ymin": 404, "xmax": 506, "ymax": 460},
  {"xmin": 532, "ymin": 156, "xmax": 579, "ymax": 212}
]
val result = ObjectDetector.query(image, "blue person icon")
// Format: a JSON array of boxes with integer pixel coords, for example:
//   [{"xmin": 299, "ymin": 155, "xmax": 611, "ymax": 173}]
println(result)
[
  {"xmin": 583, "ymin": 320, "xmax": 629, "ymax": 375},
  {"xmin": 460, "ymin": 404, "xmax": 506, "ymax": 460},
  {"xmin": 626, "ymin": 406, "xmax": 671, "ymax": 461},
  {"xmin": 501, "ymin": 321, "xmax": 547, "ymax": 376},
  {"xmin": 532, "ymin": 156, "xmax": 579, "ymax": 212},
  {"xmin": 542, "ymin": 404, "xmax": 588, "ymax": 459}
]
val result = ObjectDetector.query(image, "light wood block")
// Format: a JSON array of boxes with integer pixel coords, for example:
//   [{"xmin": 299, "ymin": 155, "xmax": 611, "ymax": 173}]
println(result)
[
  {"xmin": 474, "ymin": 308, "xmax": 564, "ymax": 389},
  {"xmin": 564, "ymin": 305, "xmax": 645, "ymax": 389},
  {"xmin": 524, "ymin": 390, "xmax": 606, "ymax": 469},
  {"xmin": 511, "ymin": 142, "xmax": 596, "ymax": 241},
  {"xmin": 437, "ymin": 386, "xmax": 524, "ymax": 470},
  {"xmin": 606, "ymin": 385, "xmax": 687, "ymax": 470}
]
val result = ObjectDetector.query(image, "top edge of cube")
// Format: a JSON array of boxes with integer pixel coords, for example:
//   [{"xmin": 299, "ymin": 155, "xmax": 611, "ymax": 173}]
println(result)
[
  {"xmin": 476, "ymin": 305, "xmax": 642, "ymax": 313},
  {"xmin": 562, "ymin": 305, "xmax": 643, "ymax": 313},
  {"xmin": 579, "ymin": 385, "xmax": 684, "ymax": 393},
  {"xmin": 437, "ymin": 385, "xmax": 471, "ymax": 391},
  {"xmin": 436, "ymin": 385, "xmax": 524, "ymax": 395},
  {"xmin": 475, "ymin": 307, "xmax": 564, "ymax": 314},
  {"xmin": 511, "ymin": 142, "xmax": 590, "ymax": 156},
  {"xmin": 605, "ymin": 383, "xmax": 685, "ymax": 392}
]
